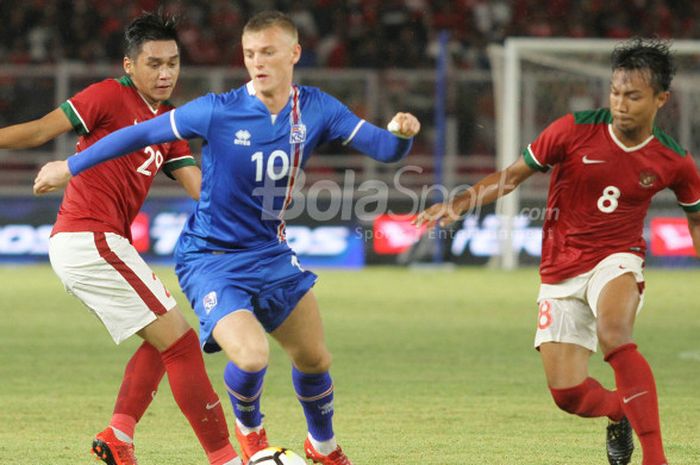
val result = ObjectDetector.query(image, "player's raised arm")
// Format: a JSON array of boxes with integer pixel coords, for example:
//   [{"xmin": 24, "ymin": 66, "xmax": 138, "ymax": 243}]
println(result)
[
  {"xmin": 0, "ymin": 108, "xmax": 73, "ymax": 149},
  {"xmin": 33, "ymin": 93, "xmax": 214, "ymax": 195},
  {"xmin": 317, "ymin": 89, "xmax": 420, "ymax": 163},
  {"xmin": 414, "ymin": 155, "xmax": 537, "ymax": 228},
  {"xmin": 33, "ymin": 111, "xmax": 179, "ymax": 194},
  {"xmin": 344, "ymin": 112, "xmax": 420, "ymax": 163}
]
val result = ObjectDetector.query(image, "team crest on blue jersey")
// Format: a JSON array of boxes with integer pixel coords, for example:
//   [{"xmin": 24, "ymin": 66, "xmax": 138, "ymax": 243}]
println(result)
[
  {"xmin": 234, "ymin": 129, "xmax": 251, "ymax": 146},
  {"xmin": 203, "ymin": 291, "xmax": 218, "ymax": 314},
  {"xmin": 290, "ymin": 124, "xmax": 306, "ymax": 144}
]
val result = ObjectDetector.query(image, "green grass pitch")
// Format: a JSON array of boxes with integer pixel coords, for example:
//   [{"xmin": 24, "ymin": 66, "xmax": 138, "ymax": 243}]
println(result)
[{"xmin": 1, "ymin": 265, "xmax": 698, "ymax": 464}]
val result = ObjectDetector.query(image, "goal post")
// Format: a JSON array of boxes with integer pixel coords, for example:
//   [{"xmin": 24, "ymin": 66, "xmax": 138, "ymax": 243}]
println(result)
[{"xmin": 489, "ymin": 38, "xmax": 700, "ymax": 270}]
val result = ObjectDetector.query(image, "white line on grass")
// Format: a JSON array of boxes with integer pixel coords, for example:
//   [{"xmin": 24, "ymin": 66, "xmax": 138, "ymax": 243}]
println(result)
[{"xmin": 678, "ymin": 350, "xmax": 700, "ymax": 362}]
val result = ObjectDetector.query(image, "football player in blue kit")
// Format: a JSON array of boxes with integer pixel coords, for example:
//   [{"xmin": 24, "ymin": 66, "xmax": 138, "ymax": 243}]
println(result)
[{"xmin": 34, "ymin": 10, "xmax": 421, "ymax": 465}]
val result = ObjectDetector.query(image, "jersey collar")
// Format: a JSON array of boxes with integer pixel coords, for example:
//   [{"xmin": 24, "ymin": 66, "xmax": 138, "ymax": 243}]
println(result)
[
  {"xmin": 245, "ymin": 80, "xmax": 296, "ymax": 98},
  {"xmin": 246, "ymin": 81, "xmax": 256, "ymax": 95},
  {"xmin": 246, "ymin": 81, "xmax": 297, "ymax": 121},
  {"xmin": 135, "ymin": 89, "xmax": 160, "ymax": 115},
  {"xmin": 119, "ymin": 75, "xmax": 160, "ymax": 115},
  {"xmin": 607, "ymin": 124, "xmax": 654, "ymax": 153}
]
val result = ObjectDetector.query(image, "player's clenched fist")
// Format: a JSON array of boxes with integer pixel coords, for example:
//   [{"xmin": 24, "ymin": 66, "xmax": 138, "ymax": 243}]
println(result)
[
  {"xmin": 33, "ymin": 160, "xmax": 72, "ymax": 195},
  {"xmin": 387, "ymin": 112, "xmax": 421, "ymax": 138}
]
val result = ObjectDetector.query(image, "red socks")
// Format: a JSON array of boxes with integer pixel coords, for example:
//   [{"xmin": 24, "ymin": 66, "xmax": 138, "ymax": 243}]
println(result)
[
  {"xmin": 160, "ymin": 329, "xmax": 236, "ymax": 463},
  {"xmin": 550, "ymin": 377, "xmax": 623, "ymax": 421},
  {"xmin": 605, "ymin": 343, "xmax": 667, "ymax": 465},
  {"xmin": 109, "ymin": 332, "xmax": 237, "ymax": 464},
  {"xmin": 111, "ymin": 341, "xmax": 165, "ymax": 438},
  {"xmin": 548, "ymin": 344, "xmax": 667, "ymax": 465}
]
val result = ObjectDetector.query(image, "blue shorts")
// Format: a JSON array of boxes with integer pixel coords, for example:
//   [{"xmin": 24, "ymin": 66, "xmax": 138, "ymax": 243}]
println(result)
[{"xmin": 175, "ymin": 240, "xmax": 318, "ymax": 353}]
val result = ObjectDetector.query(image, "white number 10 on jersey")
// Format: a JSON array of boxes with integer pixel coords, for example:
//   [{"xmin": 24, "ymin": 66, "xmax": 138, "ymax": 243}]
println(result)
[{"xmin": 251, "ymin": 150, "xmax": 290, "ymax": 182}]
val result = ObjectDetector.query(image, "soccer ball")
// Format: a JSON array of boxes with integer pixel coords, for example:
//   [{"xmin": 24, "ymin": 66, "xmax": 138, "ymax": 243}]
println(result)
[{"xmin": 247, "ymin": 447, "xmax": 307, "ymax": 465}]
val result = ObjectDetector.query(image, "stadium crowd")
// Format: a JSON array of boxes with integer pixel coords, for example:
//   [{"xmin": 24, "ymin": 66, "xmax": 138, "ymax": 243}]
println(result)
[{"xmin": 2, "ymin": 0, "xmax": 700, "ymax": 69}]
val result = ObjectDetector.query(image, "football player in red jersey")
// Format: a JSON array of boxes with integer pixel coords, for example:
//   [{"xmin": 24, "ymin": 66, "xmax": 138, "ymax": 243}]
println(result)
[
  {"xmin": 0, "ymin": 12, "xmax": 240, "ymax": 465},
  {"xmin": 416, "ymin": 38, "xmax": 700, "ymax": 465}
]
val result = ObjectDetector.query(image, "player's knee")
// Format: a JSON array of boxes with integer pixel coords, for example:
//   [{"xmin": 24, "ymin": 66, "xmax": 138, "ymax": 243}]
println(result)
[
  {"xmin": 221, "ymin": 338, "xmax": 269, "ymax": 372},
  {"xmin": 232, "ymin": 345, "xmax": 269, "ymax": 372},
  {"xmin": 293, "ymin": 349, "xmax": 332, "ymax": 373},
  {"xmin": 215, "ymin": 322, "xmax": 270, "ymax": 371},
  {"xmin": 166, "ymin": 306, "xmax": 192, "ymax": 331},
  {"xmin": 139, "ymin": 306, "xmax": 193, "ymax": 351},
  {"xmin": 550, "ymin": 387, "xmax": 583, "ymax": 415},
  {"xmin": 597, "ymin": 324, "xmax": 633, "ymax": 354}
]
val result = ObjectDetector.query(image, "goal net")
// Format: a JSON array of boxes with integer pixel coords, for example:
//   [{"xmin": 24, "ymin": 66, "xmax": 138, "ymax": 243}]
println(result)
[{"xmin": 488, "ymin": 38, "xmax": 700, "ymax": 269}]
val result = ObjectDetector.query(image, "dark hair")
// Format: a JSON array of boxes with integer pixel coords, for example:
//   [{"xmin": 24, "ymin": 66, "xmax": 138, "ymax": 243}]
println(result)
[
  {"xmin": 611, "ymin": 37, "xmax": 676, "ymax": 93},
  {"xmin": 124, "ymin": 11, "xmax": 179, "ymax": 58},
  {"xmin": 243, "ymin": 10, "xmax": 298, "ymax": 41}
]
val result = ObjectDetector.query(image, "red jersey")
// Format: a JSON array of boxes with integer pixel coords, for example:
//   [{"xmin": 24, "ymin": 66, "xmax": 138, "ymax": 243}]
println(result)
[
  {"xmin": 53, "ymin": 76, "xmax": 195, "ymax": 241},
  {"xmin": 523, "ymin": 108, "xmax": 700, "ymax": 284}
]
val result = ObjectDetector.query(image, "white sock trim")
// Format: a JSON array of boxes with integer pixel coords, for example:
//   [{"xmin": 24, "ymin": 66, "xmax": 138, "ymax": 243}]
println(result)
[
  {"xmin": 236, "ymin": 418, "xmax": 263, "ymax": 434},
  {"xmin": 109, "ymin": 426, "xmax": 133, "ymax": 444},
  {"xmin": 308, "ymin": 433, "xmax": 337, "ymax": 456}
]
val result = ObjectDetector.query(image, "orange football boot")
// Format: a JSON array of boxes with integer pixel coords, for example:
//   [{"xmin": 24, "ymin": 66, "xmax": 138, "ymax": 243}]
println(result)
[
  {"xmin": 235, "ymin": 423, "xmax": 269, "ymax": 464},
  {"xmin": 304, "ymin": 438, "xmax": 352, "ymax": 465},
  {"xmin": 91, "ymin": 427, "xmax": 138, "ymax": 465}
]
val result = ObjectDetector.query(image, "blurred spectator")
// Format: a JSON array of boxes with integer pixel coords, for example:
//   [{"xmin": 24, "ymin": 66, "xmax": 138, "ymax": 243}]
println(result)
[{"xmin": 3, "ymin": 0, "xmax": 700, "ymax": 70}]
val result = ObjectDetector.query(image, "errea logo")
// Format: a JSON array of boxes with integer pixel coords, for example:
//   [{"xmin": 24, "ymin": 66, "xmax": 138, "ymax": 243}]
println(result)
[{"xmin": 234, "ymin": 129, "xmax": 251, "ymax": 146}]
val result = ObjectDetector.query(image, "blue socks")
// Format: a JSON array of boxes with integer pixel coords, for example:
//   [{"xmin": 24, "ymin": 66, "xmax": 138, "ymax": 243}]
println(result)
[
  {"xmin": 223, "ymin": 362, "xmax": 266, "ymax": 428},
  {"xmin": 224, "ymin": 362, "xmax": 336, "ymax": 442},
  {"xmin": 292, "ymin": 366, "xmax": 335, "ymax": 441}
]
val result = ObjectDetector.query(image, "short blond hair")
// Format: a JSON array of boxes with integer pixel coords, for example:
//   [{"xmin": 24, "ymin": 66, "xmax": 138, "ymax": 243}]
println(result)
[{"xmin": 243, "ymin": 10, "xmax": 298, "ymax": 42}]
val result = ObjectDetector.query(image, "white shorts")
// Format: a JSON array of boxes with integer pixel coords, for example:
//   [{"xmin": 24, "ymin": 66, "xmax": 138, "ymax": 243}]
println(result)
[
  {"xmin": 533, "ymin": 253, "xmax": 645, "ymax": 352},
  {"xmin": 49, "ymin": 232, "xmax": 177, "ymax": 344}
]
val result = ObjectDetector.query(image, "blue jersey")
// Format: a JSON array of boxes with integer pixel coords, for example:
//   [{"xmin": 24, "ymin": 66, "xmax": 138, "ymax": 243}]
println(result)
[
  {"xmin": 67, "ymin": 81, "xmax": 413, "ymax": 252},
  {"xmin": 172, "ymin": 83, "xmax": 363, "ymax": 251}
]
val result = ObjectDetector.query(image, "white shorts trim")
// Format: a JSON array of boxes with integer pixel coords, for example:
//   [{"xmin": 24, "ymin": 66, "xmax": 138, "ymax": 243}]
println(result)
[
  {"xmin": 49, "ymin": 232, "xmax": 177, "ymax": 344},
  {"xmin": 534, "ymin": 253, "xmax": 645, "ymax": 352}
]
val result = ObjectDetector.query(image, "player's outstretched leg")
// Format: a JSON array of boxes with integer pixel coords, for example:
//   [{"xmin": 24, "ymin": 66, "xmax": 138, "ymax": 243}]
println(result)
[
  {"xmin": 605, "ymin": 343, "xmax": 667, "ymax": 465},
  {"xmin": 92, "ymin": 341, "xmax": 165, "ymax": 465},
  {"xmin": 161, "ymin": 329, "xmax": 241, "ymax": 465},
  {"xmin": 607, "ymin": 417, "xmax": 635, "ymax": 465},
  {"xmin": 549, "ymin": 377, "xmax": 624, "ymax": 419},
  {"xmin": 224, "ymin": 362, "xmax": 269, "ymax": 463},
  {"xmin": 293, "ymin": 367, "xmax": 352, "ymax": 465},
  {"xmin": 549, "ymin": 376, "xmax": 633, "ymax": 465}
]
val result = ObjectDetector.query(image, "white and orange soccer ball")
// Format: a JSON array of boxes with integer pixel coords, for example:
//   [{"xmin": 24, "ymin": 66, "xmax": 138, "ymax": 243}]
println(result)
[{"xmin": 247, "ymin": 447, "xmax": 307, "ymax": 465}]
